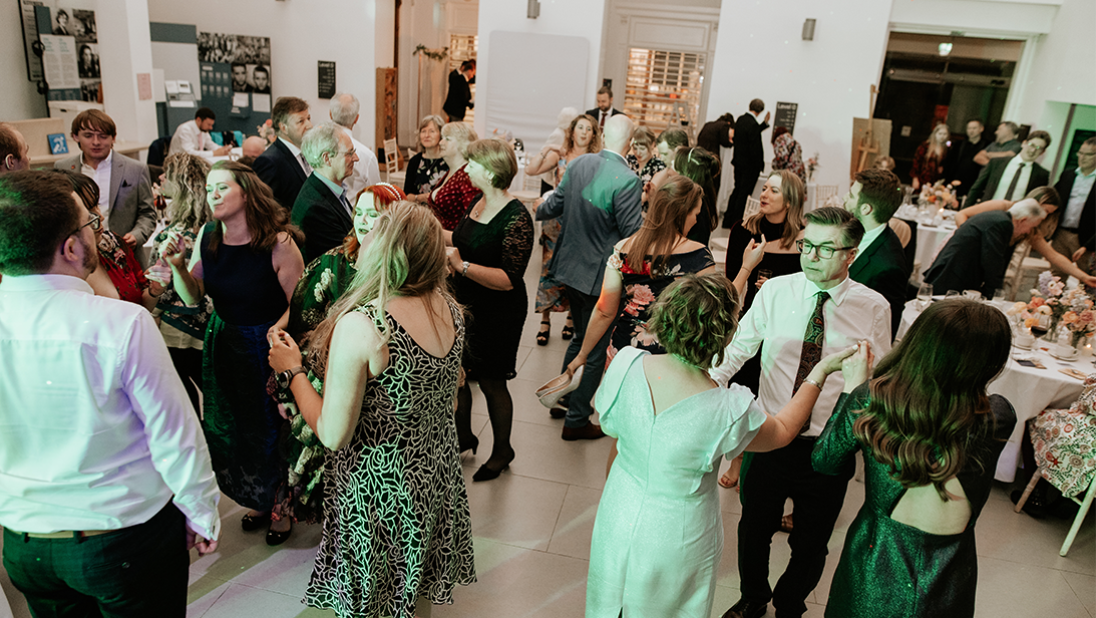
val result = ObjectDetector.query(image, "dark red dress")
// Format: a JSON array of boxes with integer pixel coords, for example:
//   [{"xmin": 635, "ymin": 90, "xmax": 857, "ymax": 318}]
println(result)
[{"xmin": 428, "ymin": 164, "xmax": 481, "ymax": 231}]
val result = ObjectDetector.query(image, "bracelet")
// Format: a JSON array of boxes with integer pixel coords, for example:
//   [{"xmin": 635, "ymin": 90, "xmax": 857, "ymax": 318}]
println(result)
[
  {"xmin": 802, "ymin": 377, "xmax": 824, "ymax": 391},
  {"xmin": 739, "ymin": 267, "xmax": 751, "ymax": 274}
]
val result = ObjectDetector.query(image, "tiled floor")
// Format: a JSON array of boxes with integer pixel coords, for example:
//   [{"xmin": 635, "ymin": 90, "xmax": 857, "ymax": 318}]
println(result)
[{"xmin": 2, "ymin": 228, "xmax": 1093, "ymax": 618}]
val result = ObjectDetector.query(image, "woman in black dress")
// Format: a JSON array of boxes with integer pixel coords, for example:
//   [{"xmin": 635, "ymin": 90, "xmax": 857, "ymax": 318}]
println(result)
[
  {"xmin": 447, "ymin": 139, "xmax": 534, "ymax": 482},
  {"xmin": 813, "ymin": 299, "xmax": 1016, "ymax": 618},
  {"xmin": 719, "ymin": 169, "xmax": 806, "ymax": 490},
  {"xmin": 403, "ymin": 115, "xmax": 448, "ymax": 204}
]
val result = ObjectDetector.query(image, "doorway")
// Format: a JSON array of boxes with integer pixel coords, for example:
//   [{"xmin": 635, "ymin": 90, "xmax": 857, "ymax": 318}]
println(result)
[{"xmin": 874, "ymin": 33, "xmax": 1022, "ymax": 183}]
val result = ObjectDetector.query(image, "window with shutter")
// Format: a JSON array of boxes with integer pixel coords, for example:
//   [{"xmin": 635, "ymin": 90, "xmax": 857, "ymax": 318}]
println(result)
[{"xmin": 623, "ymin": 48, "xmax": 706, "ymax": 139}]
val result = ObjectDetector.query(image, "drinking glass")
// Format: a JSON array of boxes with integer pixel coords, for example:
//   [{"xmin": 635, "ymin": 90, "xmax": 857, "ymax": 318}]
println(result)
[{"xmin": 916, "ymin": 283, "xmax": 933, "ymax": 309}]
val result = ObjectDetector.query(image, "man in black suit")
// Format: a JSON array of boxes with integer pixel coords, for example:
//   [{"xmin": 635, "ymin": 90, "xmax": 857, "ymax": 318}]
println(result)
[
  {"xmin": 442, "ymin": 60, "xmax": 475, "ymax": 122},
  {"xmin": 966, "ymin": 130, "xmax": 1052, "ymax": 205},
  {"xmin": 844, "ymin": 168, "xmax": 910, "ymax": 338},
  {"xmin": 252, "ymin": 97, "xmax": 313, "ymax": 211},
  {"xmin": 584, "ymin": 86, "xmax": 624, "ymax": 131},
  {"xmin": 1050, "ymin": 137, "xmax": 1096, "ymax": 279},
  {"xmin": 923, "ymin": 201, "xmax": 1046, "ymax": 299},
  {"xmin": 723, "ymin": 98, "xmax": 770, "ymax": 228},
  {"xmin": 946, "ymin": 118, "xmax": 992, "ymax": 197},
  {"xmin": 292, "ymin": 123, "xmax": 360, "ymax": 264}
]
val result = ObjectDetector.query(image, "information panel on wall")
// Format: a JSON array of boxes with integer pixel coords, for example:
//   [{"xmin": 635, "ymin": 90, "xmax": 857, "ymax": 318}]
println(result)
[{"xmin": 774, "ymin": 101, "xmax": 798, "ymax": 134}]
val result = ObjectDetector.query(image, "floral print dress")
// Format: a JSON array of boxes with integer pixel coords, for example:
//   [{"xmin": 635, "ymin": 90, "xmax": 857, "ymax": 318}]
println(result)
[
  {"xmin": 606, "ymin": 245, "xmax": 715, "ymax": 362},
  {"xmin": 1029, "ymin": 373, "xmax": 1096, "ymax": 498}
]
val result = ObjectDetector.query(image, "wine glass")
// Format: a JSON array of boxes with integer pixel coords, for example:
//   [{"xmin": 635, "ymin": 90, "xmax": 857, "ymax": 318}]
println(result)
[{"xmin": 916, "ymin": 283, "xmax": 933, "ymax": 310}]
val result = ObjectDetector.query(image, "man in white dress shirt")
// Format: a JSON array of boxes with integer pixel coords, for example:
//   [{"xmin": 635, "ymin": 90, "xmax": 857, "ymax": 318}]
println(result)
[
  {"xmin": 169, "ymin": 107, "xmax": 232, "ymax": 158},
  {"xmin": 0, "ymin": 171, "xmax": 221, "ymax": 616},
  {"xmin": 713, "ymin": 206, "xmax": 892, "ymax": 618},
  {"xmin": 328, "ymin": 93, "xmax": 381, "ymax": 200}
]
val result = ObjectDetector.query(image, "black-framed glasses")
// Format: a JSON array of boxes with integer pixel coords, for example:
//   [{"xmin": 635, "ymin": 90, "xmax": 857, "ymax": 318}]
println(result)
[
  {"xmin": 71, "ymin": 212, "xmax": 101, "ymax": 236},
  {"xmin": 795, "ymin": 239, "xmax": 853, "ymax": 259}
]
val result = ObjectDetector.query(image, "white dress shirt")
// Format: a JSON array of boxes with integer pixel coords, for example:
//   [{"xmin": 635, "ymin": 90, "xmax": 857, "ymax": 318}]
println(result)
[
  {"xmin": 81, "ymin": 149, "xmax": 112, "ymax": 227},
  {"xmin": 991, "ymin": 155, "xmax": 1033, "ymax": 201},
  {"xmin": 0, "ymin": 274, "xmax": 221, "ymax": 539},
  {"xmin": 852, "ymin": 222, "xmax": 886, "ymax": 264},
  {"xmin": 1061, "ymin": 167, "xmax": 1096, "ymax": 230},
  {"xmin": 340, "ymin": 126, "xmax": 382, "ymax": 199},
  {"xmin": 280, "ymin": 137, "xmax": 312, "ymax": 176},
  {"xmin": 710, "ymin": 272, "xmax": 892, "ymax": 436},
  {"xmin": 169, "ymin": 119, "xmax": 219, "ymax": 158}
]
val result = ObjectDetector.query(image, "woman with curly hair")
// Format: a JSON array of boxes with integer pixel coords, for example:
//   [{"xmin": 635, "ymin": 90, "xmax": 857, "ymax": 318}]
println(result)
[
  {"xmin": 525, "ymin": 113, "xmax": 601, "ymax": 345},
  {"xmin": 163, "ymin": 160, "xmax": 305, "ymax": 545},
  {"xmin": 146, "ymin": 153, "xmax": 213, "ymax": 414},
  {"xmin": 585, "ymin": 273, "xmax": 869, "ymax": 618},
  {"xmin": 813, "ymin": 299, "xmax": 1016, "ymax": 617}
]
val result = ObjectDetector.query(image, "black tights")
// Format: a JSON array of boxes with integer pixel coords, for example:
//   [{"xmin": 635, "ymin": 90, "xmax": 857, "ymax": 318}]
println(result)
[
  {"xmin": 455, "ymin": 378, "xmax": 514, "ymax": 468},
  {"xmin": 169, "ymin": 347, "xmax": 203, "ymax": 415}
]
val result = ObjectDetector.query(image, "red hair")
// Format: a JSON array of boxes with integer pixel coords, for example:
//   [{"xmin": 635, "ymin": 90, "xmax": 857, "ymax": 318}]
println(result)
[{"xmin": 344, "ymin": 183, "xmax": 407, "ymax": 258}]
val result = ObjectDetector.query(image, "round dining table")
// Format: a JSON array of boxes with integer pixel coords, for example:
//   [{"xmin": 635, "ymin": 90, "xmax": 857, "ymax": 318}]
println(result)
[{"xmin": 897, "ymin": 299, "xmax": 1093, "ymax": 482}]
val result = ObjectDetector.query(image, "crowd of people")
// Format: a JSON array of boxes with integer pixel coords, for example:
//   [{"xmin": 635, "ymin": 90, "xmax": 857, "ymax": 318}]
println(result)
[{"xmin": 0, "ymin": 81, "xmax": 1093, "ymax": 618}]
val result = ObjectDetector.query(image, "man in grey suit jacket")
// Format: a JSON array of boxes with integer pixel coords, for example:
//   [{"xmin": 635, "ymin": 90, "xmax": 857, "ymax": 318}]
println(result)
[
  {"xmin": 55, "ymin": 110, "xmax": 156, "ymax": 265},
  {"xmin": 536, "ymin": 115, "xmax": 643, "ymax": 440}
]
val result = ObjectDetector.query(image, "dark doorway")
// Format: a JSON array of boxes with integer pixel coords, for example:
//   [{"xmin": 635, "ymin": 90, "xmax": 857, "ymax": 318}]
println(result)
[{"xmin": 875, "ymin": 33, "xmax": 1020, "ymax": 184}]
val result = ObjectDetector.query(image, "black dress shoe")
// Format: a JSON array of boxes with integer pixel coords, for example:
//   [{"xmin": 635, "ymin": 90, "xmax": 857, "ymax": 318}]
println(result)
[
  {"xmin": 561, "ymin": 422, "xmax": 605, "ymax": 441},
  {"xmin": 722, "ymin": 598, "xmax": 767, "ymax": 618},
  {"xmin": 472, "ymin": 451, "xmax": 514, "ymax": 482},
  {"xmin": 241, "ymin": 511, "xmax": 271, "ymax": 531}
]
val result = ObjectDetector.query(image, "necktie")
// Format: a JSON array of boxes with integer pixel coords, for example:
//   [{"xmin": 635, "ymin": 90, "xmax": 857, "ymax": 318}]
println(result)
[
  {"xmin": 793, "ymin": 291, "xmax": 830, "ymax": 433},
  {"xmin": 1003, "ymin": 161, "xmax": 1025, "ymax": 200},
  {"xmin": 299, "ymin": 154, "xmax": 313, "ymax": 176},
  {"xmin": 339, "ymin": 190, "xmax": 353, "ymax": 216},
  {"xmin": 600, "ymin": 111, "xmax": 606, "ymax": 129}
]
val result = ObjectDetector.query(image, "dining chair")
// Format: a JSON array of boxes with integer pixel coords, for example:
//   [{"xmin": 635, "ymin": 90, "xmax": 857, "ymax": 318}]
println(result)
[
  {"xmin": 383, "ymin": 137, "xmax": 399, "ymax": 182},
  {"xmin": 744, "ymin": 196, "xmax": 761, "ymax": 218}
]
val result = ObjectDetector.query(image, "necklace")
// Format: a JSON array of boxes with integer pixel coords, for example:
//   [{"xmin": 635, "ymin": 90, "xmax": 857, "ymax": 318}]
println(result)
[{"xmin": 671, "ymin": 353, "xmax": 704, "ymax": 370}]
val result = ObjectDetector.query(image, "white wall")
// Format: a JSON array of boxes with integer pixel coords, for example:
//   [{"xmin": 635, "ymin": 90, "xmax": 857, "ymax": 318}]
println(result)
[
  {"xmin": 475, "ymin": 0, "xmax": 607, "ymax": 141},
  {"xmin": 706, "ymin": 0, "xmax": 891, "ymax": 191},
  {"xmin": 97, "ymin": 0, "xmax": 157, "ymax": 145},
  {"xmin": 147, "ymin": 0, "xmax": 378, "ymax": 150},
  {"xmin": 0, "ymin": 0, "xmax": 48, "ymax": 121}
]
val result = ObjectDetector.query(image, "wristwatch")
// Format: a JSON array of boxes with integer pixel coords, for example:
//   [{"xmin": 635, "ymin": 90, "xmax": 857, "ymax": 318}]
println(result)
[
  {"xmin": 276, "ymin": 365, "xmax": 306, "ymax": 390},
  {"xmin": 461, "ymin": 260, "xmax": 470, "ymax": 277}
]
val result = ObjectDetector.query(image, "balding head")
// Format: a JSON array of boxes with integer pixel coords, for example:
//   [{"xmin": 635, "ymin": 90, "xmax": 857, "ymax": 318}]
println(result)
[
  {"xmin": 0, "ymin": 123, "xmax": 30, "ymax": 172},
  {"xmin": 603, "ymin": 115, "xmax": 635, "ymax": 156},
  {"xmin": 241, "ymin": 136, "xmax": 267, "ymax": 158}
]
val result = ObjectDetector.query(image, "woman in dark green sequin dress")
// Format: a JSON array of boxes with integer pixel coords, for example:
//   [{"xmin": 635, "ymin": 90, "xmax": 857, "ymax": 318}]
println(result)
[{"xmin": 813, "ymin": 299, "xmax": 1017, "ymax": 618}]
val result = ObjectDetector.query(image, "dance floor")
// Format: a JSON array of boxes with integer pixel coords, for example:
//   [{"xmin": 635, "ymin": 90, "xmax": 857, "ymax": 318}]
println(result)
[{"xmin": 1, "ymin": 227, "xmax": 1092, "ymax": 618}]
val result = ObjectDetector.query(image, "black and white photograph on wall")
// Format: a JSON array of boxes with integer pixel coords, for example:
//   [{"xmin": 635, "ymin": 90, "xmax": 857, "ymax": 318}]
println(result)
[
  {"xmin": 80, "ymin": 79, "xmax": 101, "ymax": 103},
  {"xmin": 52, "ymin": 7, "xmax": 71, "ymax": 35},
  {"xmin": 77, "ymin": 43, "xmax": 99, "ymax": 78},
  {"xmin": 72, "ymin": 9, "xmax": 96, "ymax": 42},
  {"xmin": 199, "ymin": 32, "xmax": 272, "ymax": 93}
]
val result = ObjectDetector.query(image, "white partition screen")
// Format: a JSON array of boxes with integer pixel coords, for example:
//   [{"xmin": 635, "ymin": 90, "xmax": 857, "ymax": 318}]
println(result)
[{"xmin": 485, "ymin": 31, "xmax": 589, "ymax": 151}]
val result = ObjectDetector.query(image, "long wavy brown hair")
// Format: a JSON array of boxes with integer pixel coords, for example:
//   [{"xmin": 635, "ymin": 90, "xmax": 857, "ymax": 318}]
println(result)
[
  {"xmin": 743, "ymin": 169, "xmax": 804, "ymax": 250},
  {"xmin": 163, "ymin": 152, "xmax": 212, "ymax": 231},
  {"xmin": 205, "ymin": 160, "xmax": 303, "ymax": 254},
  {"xmin": 625, "ymin": 174, "xmax": 703, "ymax": 274},
  {"xmin": 563, "ymin": 114, "xmax": 602, "ymax": 156},
  {"xmin": 852, "ymin": 299, "xmax": 1011, "ymax": 500}
]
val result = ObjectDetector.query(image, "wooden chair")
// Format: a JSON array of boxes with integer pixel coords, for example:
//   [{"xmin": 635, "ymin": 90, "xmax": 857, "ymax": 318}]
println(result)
[
  {"xmin": 383, "ymin": 137, "xmax": 400, "ymax": 182},
  {"xmin": 815, "ymin": 184, "xmax": 840, "ymax": 205},
  {"xmin": 1003, "ymin": 242, "xmax": 1051, "ymax": 300},
  {"xmin": 744, "ymin": 196, "xmax": 761, "ymax": 218},
  {"xmin": 1014, "ymin": 464, "xmax": 1096, "ymax": 557},
  {"xmin": 888, "ymin": 218, "xmax": 912, "ymax": 248}
]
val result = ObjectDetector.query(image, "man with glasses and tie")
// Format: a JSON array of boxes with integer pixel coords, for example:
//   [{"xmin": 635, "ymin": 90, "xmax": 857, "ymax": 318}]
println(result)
[
  {"xmin": 291, "ymin": 123, "xmax": 360, "ymax": 263},
  {"xmin": 712, "ymin": 206, "xmax": 891, "ymax": 618},
  {"xmin": 966, "ymin": 130, "xmax": 1052, "ymax": 206},
  {"xmin": 253, "ymin": 96, "xmax": 314, "ymax": 211}
]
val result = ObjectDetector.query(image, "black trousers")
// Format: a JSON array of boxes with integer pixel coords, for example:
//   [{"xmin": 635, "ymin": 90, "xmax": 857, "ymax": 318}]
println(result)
[
  {"xmin": 169, "ymin": 346, "xmax": 203, "ymax": 415},
  {"xmin": 2, "ymin": 502, "xmax": 189, "ymax": 618},
  {"xmin": 559, "ymin": 286, "xmax": 618, "ymax": 428},
  {"xmin": 724, "ymin": 166, "xmax": 762, "ymax": 227},
  {"xmin": 737, "ymin": 438, "xmax": 854, "ymax": 617}
]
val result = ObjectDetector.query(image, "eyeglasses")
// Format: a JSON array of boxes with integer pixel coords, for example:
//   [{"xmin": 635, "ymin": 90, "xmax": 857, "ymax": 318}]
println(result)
[
  {"xmin": 71, "ymin": 212, "xmax": 101, "ymax": 236},
  {"xmin": 796, "ymin": 239, "xmax": 853, "ymax": 259}
]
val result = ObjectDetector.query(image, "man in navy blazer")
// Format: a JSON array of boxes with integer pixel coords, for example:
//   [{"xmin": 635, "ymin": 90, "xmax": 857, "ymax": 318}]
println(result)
[
  {"xmin": 536, "ymin": 114, "xmax": 643, "ymax": 441},
  {"xmin": 253, "ymin": 97, "xmax": 313, "ymax": 211},
  {"xmin": 1049, "ymin": 137, "xmax": 1096, "ymax": 278},
  {"xmin": 54, "ymin": 110, "xmax": 156, "ymax": 265},
  {"xmin": 724, "ymin": 99, "xmax": 770, "ymax": 228},
  {"xmin": 291, "ymin": 123, "xmax": 359, "ymax": 264},
  {"xmin": 844, "ymin": 168, "xmax": 910, "ymax": 338}
]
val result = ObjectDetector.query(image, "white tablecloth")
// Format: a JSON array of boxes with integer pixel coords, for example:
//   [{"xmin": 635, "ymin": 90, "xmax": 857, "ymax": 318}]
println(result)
[{"xmin": 897, "ymin": 299, "xmax": 1092, "ymax": 482}]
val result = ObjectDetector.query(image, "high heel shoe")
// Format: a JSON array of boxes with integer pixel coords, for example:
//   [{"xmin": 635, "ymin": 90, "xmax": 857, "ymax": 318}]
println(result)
[
  {"xmin": 459, "ymin": 435, "xmax": 479, "ymax": 456},
  {"xmin": 472, "ymin": 451, "xmax": 515, "ymax": 482}
]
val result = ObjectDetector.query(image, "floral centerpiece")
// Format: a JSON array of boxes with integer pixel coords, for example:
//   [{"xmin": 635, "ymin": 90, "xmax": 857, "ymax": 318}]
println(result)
[
  {"xmin": 1009, "ymin": 272, "xmax": 1096, "ymax": 346},
  {"xmin": 1062, "ymin": 288, "xmax": 1096, "ymax": 348},
  {"xmin": 917, "ymin": 179, "xmax": 959, "ymax": 210},
  {"xmin": 806, "ymin": 153, "xmax": 819, "ymax": 182}
]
